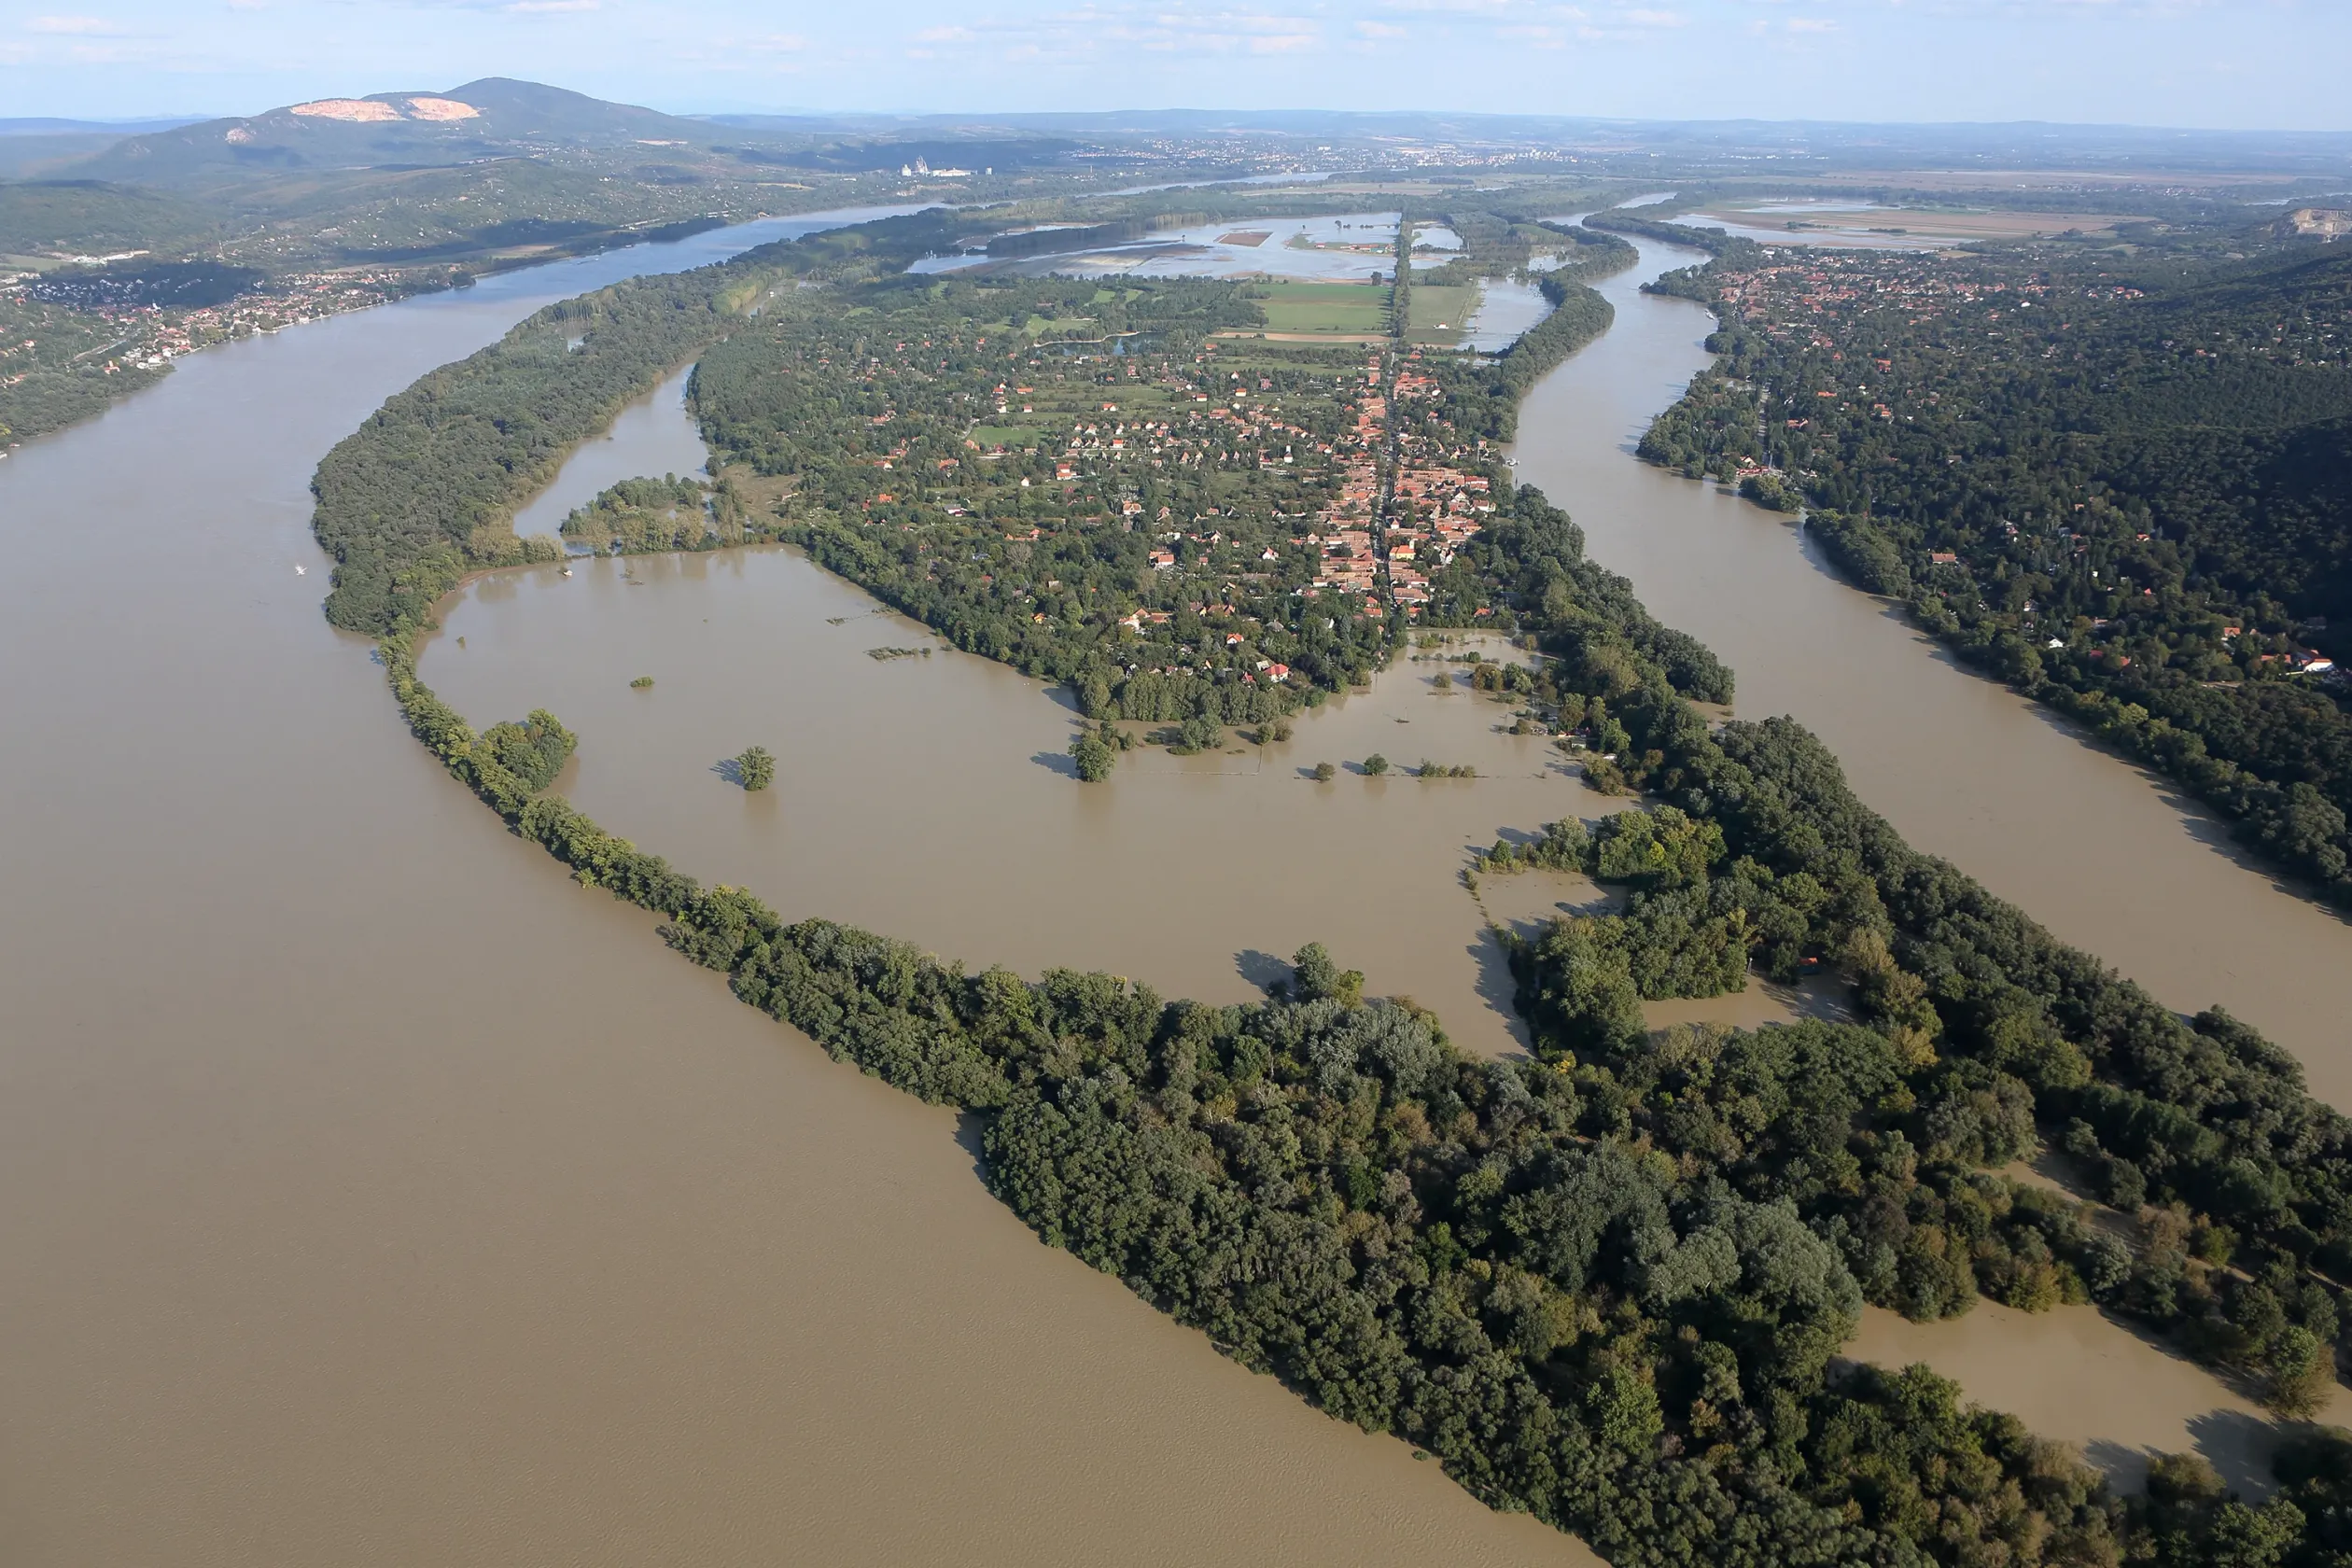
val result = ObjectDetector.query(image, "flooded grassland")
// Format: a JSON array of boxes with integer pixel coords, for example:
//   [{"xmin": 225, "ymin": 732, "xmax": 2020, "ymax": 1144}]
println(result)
[{"xmin": 422, "ymin": 541, "xmax": 1611, "ymax": 1062}]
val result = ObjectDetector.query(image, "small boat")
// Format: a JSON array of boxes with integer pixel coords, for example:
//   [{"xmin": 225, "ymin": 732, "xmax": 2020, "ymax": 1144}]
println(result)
[{"xmin": 294, "ymin": 563, "xmax": 306, "ymax": 575}]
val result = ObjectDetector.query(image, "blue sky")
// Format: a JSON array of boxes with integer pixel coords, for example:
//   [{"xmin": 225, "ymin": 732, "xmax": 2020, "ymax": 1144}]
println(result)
[{"xmin": 1, "ymin": 0, "xmax": 2345, "ymax": 132}]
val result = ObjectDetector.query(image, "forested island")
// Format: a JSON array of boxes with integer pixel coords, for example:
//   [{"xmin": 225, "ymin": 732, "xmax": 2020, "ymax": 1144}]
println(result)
[
  {"xmin": 1633, "ymin": 227, "xmax": 2352, "ymax": 908},
  {"xmin": 311, "ymin": 201, "xmax": 2352, "ymax": 1566}
]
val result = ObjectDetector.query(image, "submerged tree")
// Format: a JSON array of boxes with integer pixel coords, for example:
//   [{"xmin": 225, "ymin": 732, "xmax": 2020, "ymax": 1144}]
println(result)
[
  {"xmin": 735, "ymin": 746, "xmax": 776, "ymax": 791},
  {"xmin": 483, "ymin": 708, "xmax": 577, "ymax": 792},
  {"xmin": 1070, "ymin": 729, "xmax": 1116, "ymax": 783}
]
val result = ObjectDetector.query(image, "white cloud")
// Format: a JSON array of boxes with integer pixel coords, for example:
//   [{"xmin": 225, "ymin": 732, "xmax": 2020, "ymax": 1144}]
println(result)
[
  {"xmin": 1355, "ymin": 19, "xmax": 1409, "ymax": 36},
  {"xmin": 1786, "ymin": 16, "xmax": 1835, "ymax": 31},
  {"xmin": 506, "ymin": 0, "xmax": 599, "ymax": 11}
]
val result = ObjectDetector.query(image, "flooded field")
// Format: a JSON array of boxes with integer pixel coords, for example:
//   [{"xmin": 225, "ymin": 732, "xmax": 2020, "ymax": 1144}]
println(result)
[
  {"xmin": 423, "ymin": 546, "xmax": 1606, "ymax": 1062},
  {"xmin": 914, "ymin": 212, "xmax": 1407, "ymax": 282},
  {"xmin": 1460, "ymin": 277, "xmax": 1556, "ymax": 354}
]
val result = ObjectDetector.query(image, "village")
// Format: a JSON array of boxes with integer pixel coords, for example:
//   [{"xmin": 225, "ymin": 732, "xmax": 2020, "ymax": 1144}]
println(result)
[{"xmin": 706, "ymin": 272, "xmax": 1540, "ymax": 714}]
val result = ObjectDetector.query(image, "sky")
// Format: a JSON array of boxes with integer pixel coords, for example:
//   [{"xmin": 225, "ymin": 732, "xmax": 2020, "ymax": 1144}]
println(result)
[{"xmin": 0, "ymin": 0, "xmax": 2345, "ymax": 133}]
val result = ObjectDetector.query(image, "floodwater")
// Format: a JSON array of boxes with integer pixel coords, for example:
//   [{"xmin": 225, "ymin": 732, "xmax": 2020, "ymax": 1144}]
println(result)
[
  {"xmin": 1461, "ymin": 277, "xmax": 1555, "ymax": 354},
  {"xmin": 509, "ymin": 363, "xmax": 709, "ymax": 544},
  {"xmin": 10, "ymin": 199, "xmax": 2351, "ymax": 1567},
  {"xmin": 423, "ymin": 551, "xmax": 1604, "ymax": 1062},
  {"xmin": 1512, "ymin": 233, "xmax": 2352, "ymax": 1105},
  {"xmin": 913, "ymin": 212, "xmax": 1407, "ymax": 281},
  {"xmin": 1852, "ymin": 1300, "xmax": 2352, "ymax": 1497},
  {"xmin": 0, "ymin": 213, "xmax": 1595, "ymax": 1567}
]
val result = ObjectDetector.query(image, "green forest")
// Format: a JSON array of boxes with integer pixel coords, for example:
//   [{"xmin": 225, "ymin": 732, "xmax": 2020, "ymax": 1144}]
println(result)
[
  {"xmin": 315, "ymin": 201, "xmax": 2352, "ymax": 1567},
  {"xmin": 1638, "ymin": 232, "xmax": 2352, "ymax": 906}
]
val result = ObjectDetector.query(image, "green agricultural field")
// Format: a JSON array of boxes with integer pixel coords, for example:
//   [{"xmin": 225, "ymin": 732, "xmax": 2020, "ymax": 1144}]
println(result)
[
  {"xmin": 970, "ymin": 424, "xmax": 1046, "ymax": 447},
  {"xmin": 1246, "ymin": 278, "xmax": 1390, "ymax": 337},
  {"xmin": 1407, "ymin": 283, "xmax": 1478, "ymax": 347}
]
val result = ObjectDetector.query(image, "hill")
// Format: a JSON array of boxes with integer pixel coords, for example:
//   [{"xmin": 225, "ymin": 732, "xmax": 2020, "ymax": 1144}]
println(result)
[
  {"xmin": 63, "ymin": 78, "xmax": 723, "ymax": 189},
  {"xmin": 0, "ymin": 179, "xmax": 221, "ymax": 259}
]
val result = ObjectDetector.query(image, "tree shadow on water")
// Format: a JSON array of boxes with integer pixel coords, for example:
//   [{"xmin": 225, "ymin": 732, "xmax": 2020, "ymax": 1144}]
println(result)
[
  {"xmin": 2188, "ymin": 1407, "xmax": 2284, "ymax": 1501},
  {"xmin": 1236, "ymin": 949, "xmax": 1291, "ymax": 995},
  {"xmin": 711, "ymin": 756, "xmax": 747, "ymax": 786},
  {"xmin": 2081, "ymin": 1438, "xmax": 2155, "ymax": 1491},
  {"xmin": 1467, "ymin": 928, "xmax": 1534, "ymax": 1057},
  {"xmin": 1031, "ymin": 749, "xmax": 1080, "ymax": 778},
  {"xmin": 955, "ymin": 1109, "xmax": 991, "ymax": 1183}
]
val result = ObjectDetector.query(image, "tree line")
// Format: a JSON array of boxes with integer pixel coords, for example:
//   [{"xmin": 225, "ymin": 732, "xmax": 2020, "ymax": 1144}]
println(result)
[
  {"xmin": 1640, "ymin": 233, "xmax": 2352, "ymax": 905},
  {"xmin": 318, "ymin": 201, "xmax": 2352, "ymax": 1567}
]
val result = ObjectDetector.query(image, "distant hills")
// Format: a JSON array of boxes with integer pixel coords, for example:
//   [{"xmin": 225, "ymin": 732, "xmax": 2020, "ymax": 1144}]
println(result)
[
  {"xmin": 0, "ymin": 117, "xmax": 205, "ymax": 137},
  {"xmin": 63, "ymin": 78, "xmax": 724, "ymax": 189}
]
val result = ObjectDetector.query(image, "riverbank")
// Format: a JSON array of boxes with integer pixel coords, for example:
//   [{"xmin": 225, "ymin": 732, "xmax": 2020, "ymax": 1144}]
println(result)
[
  {"xmin": 413, "ymin": 213, "xmax": 2352, "ymax": 1514},
  {"xmin": 0, "ymin": 211, "xmax": 1619, "ymax": 1568},
  {"xmin": 1511, "ymin": 232, "xmax": 2352, "ymax": 1102},
  {"xmin": 350, "ymin": 204, "xmax": 2352, "ymax": 1567}
]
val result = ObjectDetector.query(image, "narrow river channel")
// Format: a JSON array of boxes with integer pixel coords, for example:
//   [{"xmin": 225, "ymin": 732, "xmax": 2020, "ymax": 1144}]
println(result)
[
  {"xmin": 1513, "ymin": 234, "xmax": 2352, "ymax": 1103},
  {"xmin": 0, "ymin": 214, "xmax": 1587, "ymax": 1568}
]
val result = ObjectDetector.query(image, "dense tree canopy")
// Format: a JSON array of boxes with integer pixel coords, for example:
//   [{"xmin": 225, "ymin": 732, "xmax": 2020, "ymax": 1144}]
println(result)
[
  {"xmin": 1643, "ymin": 233, "xmax": 2352, "ymax": 903},
  {"xmin": 322, "ymin": 202, "xmax": 2352, "ymax": 1567}
]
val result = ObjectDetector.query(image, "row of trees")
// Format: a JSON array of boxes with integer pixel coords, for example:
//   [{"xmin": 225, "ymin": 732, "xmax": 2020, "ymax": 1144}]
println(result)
[
  {"xmin": 1641, "ymin": 232, "xmax": 2352, "ymax": 904},
  {"xmin": 377, "ymin": 596, "xmax": 2331, "ymax": 1564},
  {"xmin": 311, "ymin": 208, "xmax": 974, "ymax": 636},
  {"xmin": 324, "ymin": 200, "xmax": 2351, "ymax": 1566}
]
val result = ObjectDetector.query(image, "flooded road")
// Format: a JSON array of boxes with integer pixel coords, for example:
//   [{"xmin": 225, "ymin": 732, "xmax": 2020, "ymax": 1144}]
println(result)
[
  {"xmin": 1512, "ymin": 234, "xmax": 2352, "ymax": 1103},
  {"xmin": 0, "ymin": 214, "xmax": 1592, "ymax": 1567}
]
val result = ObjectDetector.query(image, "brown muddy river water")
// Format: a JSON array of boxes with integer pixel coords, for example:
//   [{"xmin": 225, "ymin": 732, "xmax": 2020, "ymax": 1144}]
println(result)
[
  {"xmin": 3, "ymin": 215, "xmax": 2347, "ymax": 1564},
  {"xmin": 1513, "ymin": 235, "xmax": 2352, "ymax": 1102},
  {"xmin": 0, "ymin": 211, "xmax": 1587, "ymax": 1568}
]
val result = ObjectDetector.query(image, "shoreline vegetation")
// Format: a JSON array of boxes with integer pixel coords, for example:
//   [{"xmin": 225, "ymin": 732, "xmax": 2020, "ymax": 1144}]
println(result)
[
  {"xmin": 1622, "ymin": 212, "xmax": 2352, "ymax": 915},
  {"xmin": 319, "ymin": 203, "xmax": 2352, "ymax": 1565}
]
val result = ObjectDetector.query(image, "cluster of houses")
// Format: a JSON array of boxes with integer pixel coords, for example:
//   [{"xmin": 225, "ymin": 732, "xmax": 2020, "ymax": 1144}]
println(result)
[
  {"xmin": 1375, "ymin": 360, "xmax": 1494, "ymax": 614},
  {"xmin": 4, "ymin": 267, "xmax": 410, "ymax": 386}
]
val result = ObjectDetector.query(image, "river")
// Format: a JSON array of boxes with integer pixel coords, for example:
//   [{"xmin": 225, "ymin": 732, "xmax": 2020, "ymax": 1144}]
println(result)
[
  {"xmin": 1512, "ymin": 234, "xmax": 2352, "ymax": 1102},
  {"xmin": 6, "ymin": 209, "xmax": 2349, "ymax": 1565},
  {"xmin": 412, "ymin": 225, "xmax": 2352, "ymax": 1494},
  {"xmin": 0, "ymin": 211, "xmax": 1589, "ymax": 1568}
]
